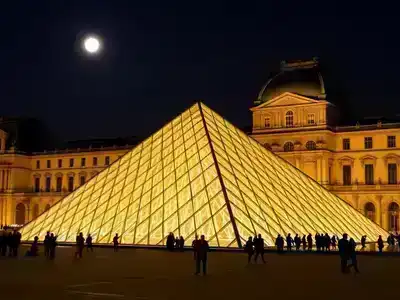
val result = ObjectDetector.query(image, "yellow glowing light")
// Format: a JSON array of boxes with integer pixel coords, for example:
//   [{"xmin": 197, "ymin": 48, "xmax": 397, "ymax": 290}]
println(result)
[
  {"xmin": 19, "ymin": 103, "xmax": 388, "ymax": 247},
  {"xmin": 83, "ymin": 36, "xmax": 100, "ymax": 53}
]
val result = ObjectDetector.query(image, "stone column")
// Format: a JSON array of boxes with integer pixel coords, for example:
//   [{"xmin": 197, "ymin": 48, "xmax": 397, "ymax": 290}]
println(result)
[
  {"xmin": 376, "ymin": 195, "xmax": 383, "ymax": 226},
  {"xmin": 352, "ymin": 194, "xmax": 360, "ymax": 212},
  {"xmin": 316, "ymin": 157, "xmax": 321, "ymax": 183},
  {"xmin": 321, "ymin": 156, "xmax": 327, "ymax": 185}
]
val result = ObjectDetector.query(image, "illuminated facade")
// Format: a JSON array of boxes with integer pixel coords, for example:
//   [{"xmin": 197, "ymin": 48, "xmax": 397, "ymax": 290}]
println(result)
[
  {"xmin": 0, "ymin": 120, "xmax": 133, "ymax": 226},
  {"xmin": 251, "ymin": 58, "xmax": 400, "ymax": 232},
  {"xmin": 20, "ymin": 103, "xmax": 387, "ymax": 247}
]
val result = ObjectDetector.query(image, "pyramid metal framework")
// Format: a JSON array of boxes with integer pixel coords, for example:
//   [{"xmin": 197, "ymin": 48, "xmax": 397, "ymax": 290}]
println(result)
[{"xmin": 20, "ymin": 103, "xmax": 387, "ymax": 247}]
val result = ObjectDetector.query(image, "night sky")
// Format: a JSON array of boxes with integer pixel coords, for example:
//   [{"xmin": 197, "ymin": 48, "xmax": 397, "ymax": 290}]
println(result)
[{"xmin": 1, "ymin": 1, "xmax": 399, "ymax": 141}]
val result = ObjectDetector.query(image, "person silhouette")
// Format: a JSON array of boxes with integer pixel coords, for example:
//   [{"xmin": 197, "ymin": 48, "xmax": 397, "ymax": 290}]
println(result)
[
  {"xmin": 348, "ymin": 238, "xmax": 360, "ymax": 274},
  {"xmin": 86, "ymin": 234, "xmax": 93, "ymax": 252},
  {"xmin": 113, "ymin": 234, "xmax": 119, "ymax": 252},
  {"xmin": 244, "ymin": 237, "xmax": 254, "ymax": 263},
  {"xmin": 194, "ymin": 235, "xmax": 209, "ymax": 275},
  {"xmin": 254, "ymin": 234, "xmax": 266, "ymax": 263},
  {"xmin": 377, "ymin": 235, "xmax": 384, "ymax": 253},
  {"xmin": 338, "ymin": 233, "xmax": 350, "ymax": 273}
]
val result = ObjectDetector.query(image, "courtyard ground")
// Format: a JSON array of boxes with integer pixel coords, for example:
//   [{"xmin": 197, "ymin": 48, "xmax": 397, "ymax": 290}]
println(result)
[{"xmin": 0, "ymin": 246, "xmax": 399, "ymax": 299}]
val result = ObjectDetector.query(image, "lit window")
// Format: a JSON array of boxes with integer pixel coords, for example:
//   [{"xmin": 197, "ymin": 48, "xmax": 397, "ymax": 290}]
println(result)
[
  {"xmin": 69, "ymin": 158, "xmax": 74, "ymax": 167},
  {"xmin": 45, "ymin": 177, "xmax": 51, "ymax": 192},
  {"xmin": 47, "ymin": 160, "xmax": 51, "ymax": 168},
  {"xmin": 343, "ymin": 165, "xmax": 351, "ymax": 185},
  {"xmin": 36, "ymin": 160, "xmax": 40, "ymax": 169},
  {"xmin": 306, "ymin": 141, "xmax": 316, "ymax": 150},
  {"xmin": 388, "ymin": 163, "xmax": 397, "ymax": 184},
  {"xmin": 56, "ymin": 177, "xmax": 62, "ymax": 192},
  {"xmin": 365, "ymin": 164, "xmax": 374, "ymax": 185},
  {"xmin": 93, "ymin": 157, "xmax": 98, "ymax": 166},
  {"xmin": 81, "ymin": 157, "xmax": 86, "ymax": 167},
  {"xmin": 58, "ymin": 159, "xmax": 62, "ymax": 168},
  {"xmin": 80, "ymin": 175, "xmax": 86, "ymax": 186},
  {"xmin": 264, "ymin": 118, "xmax": 271, "ymax": 128},
  {"xmin": 105, "ymin": 156, "xmax": 110, "ymax": 165},
  {"xmin": 307, "ymin": 114, "xmax": 315, "ymax": 125},
  {"xmin": 68, "ymin": 176, "xmax": 74, "ymax": 192},
  {"xmin": 285, "ymin": 111, "xmax": 294, "ymax": 127},
  {"xmin": 364, "ymin": 137, "xmax": 373, "ymax": 149},
  {"xmin": 284, "ymin": 142, "xmax": 294, "ymax": 152},
  {"xmin": 388, "ymin": 136, "xmax": 396, "ymax": 148},
  {"xmin": 343, "ymin": 138, "xmax": 350, "ymax": 150}
]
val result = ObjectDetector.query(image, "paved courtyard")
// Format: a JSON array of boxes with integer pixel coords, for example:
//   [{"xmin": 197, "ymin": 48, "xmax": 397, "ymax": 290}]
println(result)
[{"xmin": 1, "ymin": 246, "xmax": 399, "ymax": 299}]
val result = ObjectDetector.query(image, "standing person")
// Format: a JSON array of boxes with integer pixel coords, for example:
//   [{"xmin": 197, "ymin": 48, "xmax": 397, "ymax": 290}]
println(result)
[
  {"xmin": 307, "ymin": 234, "xmax": 313, "ymax": 251},
  {"xmin": 86, "ymin": 234, "xmax": 93, "ymax": 252},
  {"xmin": 194, "ymin": 235, "xmax": 209, "ymax": 276},
  {"xmin": 338, "ymin": 233, "xmax": 350, "ymax": 274},
  {"xmin": 14, "ymin": 231, "xmax": 21, "ymax": 257},
  {"xmin": 244, "ymin": 237, "xmax": 254, "ymax": 264},
  {"xmin": 294, "ymin": 234, "xmax": 301, "ymax": 251},
  {"xmin": 26, "ymin": 236, "xmax": 39, "ymax": 257},
  {"xmin": 192, "ymin": 235, "xmax": 199, "ymax": 260},
  {"xmin": 175, "ymin": 236, "xmax": 180, "ymax": 249},
  {"xmin": 348, "ymin": 238, "xmax": 360, "ymax": 274},
  {"xmin": 49, "ymin": 233, "xmax": 57, "ymax": 260},
  {"xmin": 113, "ymin": 233, "xmax": 119, "ymax": 252},
  {"xmin": 75, "ymin": 232, "xmax": 85, "ymax": 259},
  {"xmin": 44, "ymin": 231, "xmax": 51, "ymax": 258},
  {"xmin": 166, "ymin": 233, "xmax": 174, "ymax": 251},
  {"xmin": 377, "ymin": 235, "xmax": 384, "ymax": 253},
  {"xmin": 331, "ymin": 235, "xmax": 337, "ymax": 250},
  {"xmin": 275, "ymin": 234, "xmax": 284, "ymax": 253},
  {"xmin": 254, "ymin": 234, "xmax": 266, "ymax": 263},
  {"xmin": 301, "ymin": 235, "xmax": 307, "ymax": 251},
  {"xmin": 286, "ymin": 233, "xmax": 293, "ymax": 252},
  {"xmin": 179, "ymin": 236, "xmax": 185, "ymax": 252}
]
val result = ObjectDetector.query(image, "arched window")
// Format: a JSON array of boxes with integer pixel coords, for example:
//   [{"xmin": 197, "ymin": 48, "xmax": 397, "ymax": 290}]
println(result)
[
  {"xmin": 389, "ymin": 202, "xmax": 399, "ymax": 232},
  {"xmin": 284, "ymin": 142, "xmax": 294, "ymax": 152},
  {"xmin": 15, "ymin": 203, "xmax": 26, "ymax": 225},
  {"xmin": 306, "ymin": 141, "xmax": 316, "ymax": 150},
  {"xmin": 285, "ymin": 111, "xmax": 294, "ymax": 127},
  {"xmin": 364, "ymin": 202, "xmax": 376, "ymax": 222}
]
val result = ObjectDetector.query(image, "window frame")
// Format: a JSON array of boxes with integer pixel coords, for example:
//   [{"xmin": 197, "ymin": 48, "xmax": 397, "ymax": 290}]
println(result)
[
  {"xmin": 285, "ymin": 111, "xmax": 294, "ymax": 127},
  {"xmin": 388, "ymin": 135, "xmax": 396, "ymax": 148},
  {"xmin": 388, "ymin": 163, "xmax": 397, "ymax": 185},
  {"xmin": 307, "ymin": 113, "xmax": 315, "ymax": 125},
  {"xmin": 69, "ymin": 158, "xmax": 74, "ymax": 168},
  {"xmin": 81, "ymin": 157, "xmax": 86, "ymax": 167},
  {"xmin": 364, "ymin": 137, "xmax": 373, "ymax": 149},
  {"xmin": 342, "ymin": 138, "xmax": 350, "ymax": 150},
  {"xmin": 365, "ymin": 164, "xmax": 374, "ymax": 185},
  {"xmin": 342, "ymin": 165, "xmax": 352, "ymax": 186}
]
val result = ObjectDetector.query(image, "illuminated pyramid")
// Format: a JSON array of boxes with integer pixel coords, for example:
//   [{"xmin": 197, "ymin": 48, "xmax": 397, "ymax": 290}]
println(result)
[{"xmin": 20, "ymin": 103, "xmax": 387, "ymax": 247}]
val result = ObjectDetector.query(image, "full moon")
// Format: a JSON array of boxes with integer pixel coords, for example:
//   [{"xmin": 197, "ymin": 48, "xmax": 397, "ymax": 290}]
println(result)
[{"xmin": 83, "ymin": 36, "xmax": 100, "ymax": 53}]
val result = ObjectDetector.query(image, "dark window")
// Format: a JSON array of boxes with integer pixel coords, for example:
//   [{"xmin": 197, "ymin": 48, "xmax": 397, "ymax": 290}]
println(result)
[
  {"xmin": 365, "ymin": 164, "xmax": 374, "ymax": 185},
  {"xmin": 47, "ymin": 160, "xmax": 51, "ymax": 168},
  {"xmin": 264, "ymin": 118, "xmax": 270, "ymax": 128},
  {"xmin": 69, "ymin": 158, "xmax": 74, "ymax": 167},
  {"xmin": 36, "ymin": 160, "xmax": 40, "ymax": 169},
  {"xmin": 81, "ymin": 157, "xmax": 86, "ymax": 167},
  {"xmin": 388, "ymin": 163, "xmax": 397, "ymax": 184},
  {"xmin": 364, "ymin": 137, "xmax": 373, "ymax": 149},
  {"xmin": 34, "ymin": 177, "xmax": 40, "ymax": 192},
  {"xmin": 45, "ymin": 177, "xmax": 51, "ymax": 192},
  {"xmin": 93, "ymin": 157, "xmax": 98, "ymax": 166},
  {"xmin": 80, "ymin": 175, "xmax": 86, "ymax": 186},
  {"xmin": 58, "ymin": 159, "xmax": 62, "ymax": 168},
  {"xmin": 343, "ymin": 166, "xmax": 351, "ymax": 185},
  {"xmin": 343, "ymin": 138, "xmax": 350, "ymax": 150},
  {"xmin": 307, "ymin": 114, "xmax": 315, "ymax": 125},
  {"xmin": 68, "ymin": 177, "xmax": 74, "ymax": 192},
  {"xmin": 283, "ymin": 142, "xmax": 294, "ymax": 152},
  {"xmin": 388, "ymin": 136, "xmax": 396, "ymax": 148},
  {"xmin": 56, "ymin": 177, "xmax": 62, "ymax": 192},
  {"xmin": 364, "ymin": 202, "xmax": 376, "ymax": 221},
  {"xmin": 105, "ymin": 156, "xmax": 110, "ymax": 165},
  {"xmin": 285, "ymin": 111, "xmax": 294, "ymax": 127},
  {"xmin": 306, "ymin": 141, "xmax": 316, "ymax": 150}
]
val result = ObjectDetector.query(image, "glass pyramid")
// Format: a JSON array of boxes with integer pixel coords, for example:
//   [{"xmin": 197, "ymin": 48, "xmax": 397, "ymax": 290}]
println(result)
[{"xmin": 20, "ymin": 103, "xmax": 388, "ymax": 247}]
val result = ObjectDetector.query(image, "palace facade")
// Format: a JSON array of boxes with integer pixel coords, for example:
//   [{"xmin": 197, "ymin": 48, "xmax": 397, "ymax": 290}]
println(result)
[
  {"xmin": 250, "ymin": 58, "xmax": 400, "ymax": 232},
  {"xmin": 0, "ymin": 118, "xmax": 135, "ymax": 226}
]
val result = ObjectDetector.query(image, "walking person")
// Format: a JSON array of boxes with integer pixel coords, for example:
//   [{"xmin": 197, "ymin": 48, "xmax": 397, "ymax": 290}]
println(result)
[
  {"xmin": 254, "ymin": 234, "xmax": 266, "ymax": 263},
  {"xmin": 194, "ymin": 235, "xmax": 209, "ymax": 276},
  {"xmin": 244, "ymin": 237, "xmax": 254, "ymax": 264},
  {"xmin": 348, "ymin": 238, "xmax": 360, "ymax": 274},
  {"xmin": 338, "ymin": 233, "xmax": 350, "ymax": 273},
  {"xmin": 113, "ymin": 233, "xmax": 119, "ymax": 252},
  {"xmin": 86, "ymin": 234, "xmax": 93, "ymax": 252},
  {"xmin": 75, "ymin": 232, "xmax": 85, "ymax": 259},
  {"xmin": 361, "ymin": 235, "xmax": 366, "ymax": 250}
]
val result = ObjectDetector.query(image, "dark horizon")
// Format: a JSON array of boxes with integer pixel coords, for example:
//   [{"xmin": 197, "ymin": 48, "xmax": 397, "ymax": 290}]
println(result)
[{"xmin": 1, "ymin": 1, "xmax": 400, "ymax": 141}]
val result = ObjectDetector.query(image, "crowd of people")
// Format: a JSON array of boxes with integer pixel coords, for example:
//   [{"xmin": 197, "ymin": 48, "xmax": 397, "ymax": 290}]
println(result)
[
  {"xmin": 0, "ymin": 229, "xmax": 22, "ymax": 257},
  {"xmin": 166, "ymin": 233, "xmax": 185, "ymax": 251}
]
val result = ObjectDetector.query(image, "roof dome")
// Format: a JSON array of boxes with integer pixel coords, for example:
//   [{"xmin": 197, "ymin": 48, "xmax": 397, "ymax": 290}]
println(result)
[{"xmin": 255, "ymin": 58, "xmax": 326, "ymax": 105}]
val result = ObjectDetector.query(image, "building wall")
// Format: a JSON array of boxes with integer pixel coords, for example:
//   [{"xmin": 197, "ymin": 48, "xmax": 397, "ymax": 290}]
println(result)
[
  {"xmin": 0, "ymin": 147, "xmax": 131, "ymax": 226},
  {"xmin": 251, "ymin": 93, "xmax": 400, "ymax": 233}
]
